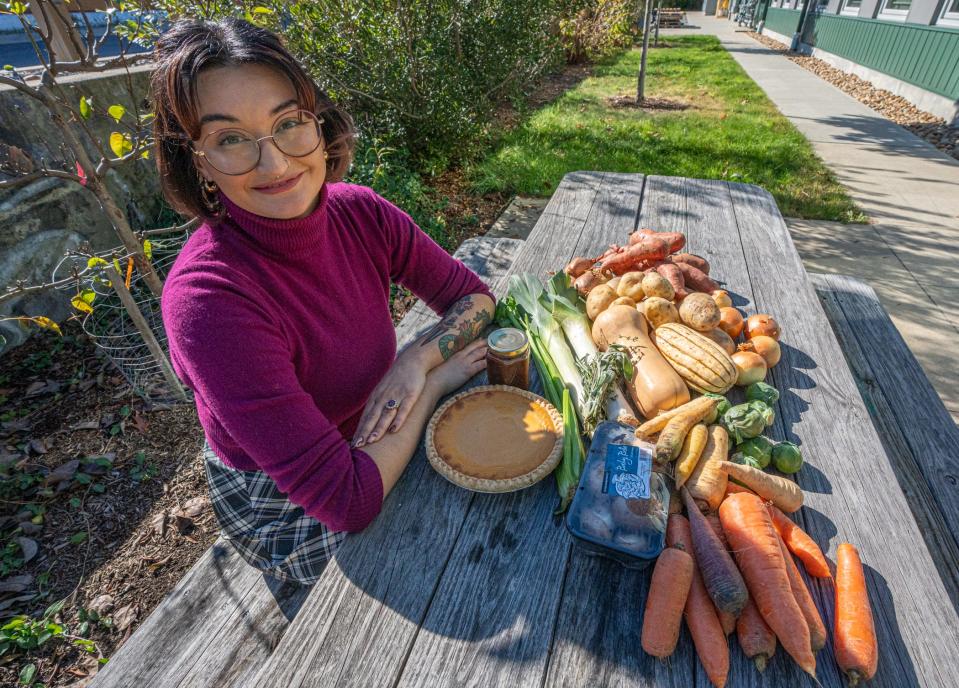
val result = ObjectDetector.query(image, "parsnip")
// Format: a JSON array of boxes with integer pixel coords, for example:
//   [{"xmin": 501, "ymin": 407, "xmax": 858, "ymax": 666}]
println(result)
[
  {"xmin": 686, "ymin": 425, "xmax": 729, "ymax": 511},
  {"xmin": 675, "ymin": 423, "xmax": 709, "ymax": 488}
]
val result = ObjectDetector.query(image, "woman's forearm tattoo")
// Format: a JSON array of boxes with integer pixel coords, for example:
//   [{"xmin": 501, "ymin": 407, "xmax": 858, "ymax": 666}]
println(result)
[{"xmin": 418, "ymin": 295, "xmax": 493, "ymax": 360}]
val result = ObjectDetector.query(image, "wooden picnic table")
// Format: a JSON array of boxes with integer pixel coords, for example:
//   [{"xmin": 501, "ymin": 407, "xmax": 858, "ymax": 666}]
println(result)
[{"xmin": 248, "ymin": 173, "xmax": 959, "ymax": 687}]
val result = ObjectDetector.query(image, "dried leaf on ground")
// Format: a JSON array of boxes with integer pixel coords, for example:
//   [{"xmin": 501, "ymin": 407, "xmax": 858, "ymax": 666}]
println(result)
[
  {"xmin": 112, "ymin": 603, "xmax": 138, "ymax": 632},
  {"xmin": 16, "ymin": 536, "xmax": 39, "ymax": 564}
]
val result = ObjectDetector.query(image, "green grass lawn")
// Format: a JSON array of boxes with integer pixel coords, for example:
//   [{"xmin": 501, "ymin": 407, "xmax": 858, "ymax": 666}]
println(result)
[{"xmin": 468, "ymin": 36, "xmax": 865, "ymax": 222}]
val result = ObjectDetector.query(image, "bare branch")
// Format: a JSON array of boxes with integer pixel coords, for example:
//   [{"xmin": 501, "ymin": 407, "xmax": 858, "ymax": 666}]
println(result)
[
  {"xmin": 141, "ymin": 218, "xmax": 200, "ymax": 237},
  {"xmin": 0, "ymin": 165, "xmax": 84, "ymax": 191},
  {"xmin": 47, "ymin": 52, "xmax": 153, "ymax": 74},
  {"xmin": 0, "ymin": 273, "xmax": 83, "ymax": 307},
  {"xmin": 94, "ymin": 9, "xmax": 115, "ymax": 55},
  {"xmin": 0, "ymin": 73, "xmax": 41, "ymax": 100}
]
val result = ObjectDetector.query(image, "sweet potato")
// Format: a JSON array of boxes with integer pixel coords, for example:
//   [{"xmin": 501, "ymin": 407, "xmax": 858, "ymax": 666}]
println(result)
[
  {"xmin": 630, "ymin": 228, "xmax": 686, "ymax": 254},
  {"xmin": 654, "ymin": 263, "xmax": 688, "ymax": 299},
  {"xmin": 675, "ymin": 262, "xmax": 720, "ymax": 293},
  {"xmin": 598, "ymin": 236, "xmax": 670, "ymax": 275},
  {"xmin": 671, "ymin": 252, "xmax": 710, "ymax": 275},
  {"xmin": 564, "ymin": 256, "xmax": 593, "ymax": 278}
]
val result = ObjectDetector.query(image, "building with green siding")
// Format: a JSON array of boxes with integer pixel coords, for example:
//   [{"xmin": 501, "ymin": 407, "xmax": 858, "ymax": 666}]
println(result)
[{"xmin": 754, "ymin": 0, "xmax": 959, "ymax": 123}]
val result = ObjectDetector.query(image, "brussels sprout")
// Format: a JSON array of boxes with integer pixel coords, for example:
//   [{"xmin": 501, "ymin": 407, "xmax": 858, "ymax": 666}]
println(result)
[
  {"xmin": 731, "ymin": 451, "xmax": 762, "ymax": 470},
  {"xmin": 747, "ymin": 400, "xmax": 775, "ymax": 428},
  {"xmin": 745, "ymin": 381, "xmax": 780, "ymax": 406},
  {"xmin": 772, "ymin": 441, "xmax": 803, "ymax": 474},
  {"xmin": 738, "ymin": 436, "xmax": 775, "ymax": 469},
  {"xmin": 722, "ymin": 403, "xmax": 766, "ymax": 444},
  {"xmin": 702, "ymin": 393, "xmax": 731, "ymax": 425}
]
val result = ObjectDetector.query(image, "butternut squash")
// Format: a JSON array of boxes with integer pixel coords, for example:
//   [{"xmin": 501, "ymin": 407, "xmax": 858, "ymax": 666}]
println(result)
[{"xmin": 592, "ymin": 305, "xmax": 690, "ymax": 418}]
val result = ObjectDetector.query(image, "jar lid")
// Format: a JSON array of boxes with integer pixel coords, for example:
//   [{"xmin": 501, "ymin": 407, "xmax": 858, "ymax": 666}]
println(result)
[{"xmin": 488, "ymin": 328, "xmax": 529, "ymax": 357}]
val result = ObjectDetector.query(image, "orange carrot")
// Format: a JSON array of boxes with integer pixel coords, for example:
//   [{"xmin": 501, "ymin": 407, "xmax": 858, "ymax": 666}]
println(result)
[
  {"xmin": 642, "ymin": 545, "xmax": 694, "ymax": 658},
  {"xmin": 667, "ymin": 514, "xmax": 729, "ymax": 688},
  {"xmin": 767, "ymin": 504, "xmax": 831, "ymax": 578},
  {"xmin": 835, "ymin": 543, "xmax": 878, "ymax": 686},
  {"xmin": 630, "ymin": 228, "xmax": 686, "ymax": 254},
  {"xmin": 777, "ymin": 533, "xmax": 827, "ymax": 652},
  {"xmin": 718, "ymin": 493, "xmax": 816, "ymax": 677},
  {"xmin": 717, "ymin": 608, "xmax": 736, "ymax": 636},
  {"xmin": 737, "ymin": 597, "xmax": 776, "ymax": 673}
]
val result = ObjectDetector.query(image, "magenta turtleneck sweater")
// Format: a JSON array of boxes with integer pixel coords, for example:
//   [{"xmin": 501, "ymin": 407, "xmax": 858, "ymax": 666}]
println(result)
[{"xmin": 160, "ymin": 182, "xmax": 493, "ymax": 532}]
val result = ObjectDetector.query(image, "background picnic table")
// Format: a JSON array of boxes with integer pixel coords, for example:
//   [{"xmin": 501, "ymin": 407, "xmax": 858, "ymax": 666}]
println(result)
[{"xmin": 95, "ymin": 172, "xmax": 959, "ymax": 688}]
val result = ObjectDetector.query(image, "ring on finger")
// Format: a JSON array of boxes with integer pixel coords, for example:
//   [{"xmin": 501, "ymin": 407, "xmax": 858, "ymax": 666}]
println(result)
[{"xmin": 384, "ymin": 398, "xmax": 400, "ymax": 411}]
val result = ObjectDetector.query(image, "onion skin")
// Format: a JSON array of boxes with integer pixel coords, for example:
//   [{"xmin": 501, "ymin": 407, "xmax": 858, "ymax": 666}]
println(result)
[
  {"xmin": 739, "ymin": 336, "xmax": 781, "ymax": 368},
  {"xmin": 745, "ymin": 314, "xmax": 781, "ymax": 341},
  {"xmin": 718, "ymin": 307, "xmax": 744, "ymax": 339},
  {"xmin": 732, "ymin": 351, "xmax": 767, "ymax": 386},
  {"xmin": 565, "ymin": 256, "xmax": 594, "ymax": 279},
  {"xmin": 712, "ymin": 290, "xmax": 733, "ymax": 309}
]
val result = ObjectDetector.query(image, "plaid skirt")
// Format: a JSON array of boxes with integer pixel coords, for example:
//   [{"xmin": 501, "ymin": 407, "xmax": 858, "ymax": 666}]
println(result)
[{"xmin": 202, "ymin": 441, "xmax": 346, "ymax": 584}]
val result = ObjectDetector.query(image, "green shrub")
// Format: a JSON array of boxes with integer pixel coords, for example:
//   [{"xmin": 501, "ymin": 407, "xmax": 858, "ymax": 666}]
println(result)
[{"xmin": 560, "ymin": 0, "xmax": 637, "ymax": 64}]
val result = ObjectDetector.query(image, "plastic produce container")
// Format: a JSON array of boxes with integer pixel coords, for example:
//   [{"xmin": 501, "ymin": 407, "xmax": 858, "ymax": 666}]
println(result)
[{"xmin": 565, "ymin": 420, "xmax": 669, "ymax": 569}]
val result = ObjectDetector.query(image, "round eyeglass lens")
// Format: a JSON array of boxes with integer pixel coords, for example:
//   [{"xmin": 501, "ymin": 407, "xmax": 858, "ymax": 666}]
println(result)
[{"xmin": 199, "ymin": 110, "xmax": 323, "ymax": 175}]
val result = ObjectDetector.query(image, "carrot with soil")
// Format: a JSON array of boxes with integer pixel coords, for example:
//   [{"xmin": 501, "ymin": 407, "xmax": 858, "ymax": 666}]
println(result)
[
  {"xmin": 737, "ymin": 597, "xmax": 777, "ymax": 673},
  {"xmin": 767, "ymin": 503, "xmax": 831, "ymax": 578},
  {"xmin": 667, "ymin": 514, "xmax": 730, "ymax": 688},
  {"xmin": 642, "ymin": 544, "xmax": 695, "ymax": 658},
  {"xmin": 681, "ymin": 487, "xmax": 748, "ymax": 616},
  {"xmin": 719, "ymin": 492, "xmax": 817, "ymax": 677},
  {"xmin": 835, "ymin": 543, "xmax": 879, "ymax": 686}
]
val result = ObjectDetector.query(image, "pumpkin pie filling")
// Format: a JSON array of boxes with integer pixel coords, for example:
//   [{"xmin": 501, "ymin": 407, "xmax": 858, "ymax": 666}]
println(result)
[{"xmin": 431, "ymin": 389, "xmax": 559, "ymax": 480}]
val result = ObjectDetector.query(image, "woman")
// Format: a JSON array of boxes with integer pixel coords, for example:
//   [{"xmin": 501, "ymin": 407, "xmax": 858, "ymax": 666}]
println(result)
[{"xmin": 154, "ymin": 18, "xmax": 495, "ymax": 584}]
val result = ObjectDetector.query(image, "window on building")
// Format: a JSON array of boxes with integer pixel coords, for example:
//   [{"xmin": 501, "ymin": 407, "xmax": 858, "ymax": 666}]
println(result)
[
  {"xmin": 878, "ymin": 0, "xmax": 911, "ymax": 19},
  {"xmin": 841, "ymin": 0, "xmax": 863, "ymax": 14},
  {"xmin": 939, "ymin": 0, "xmax": 959, "ymax": 27}
]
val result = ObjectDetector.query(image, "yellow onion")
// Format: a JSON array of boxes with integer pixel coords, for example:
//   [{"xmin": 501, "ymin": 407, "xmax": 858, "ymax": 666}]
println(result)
[
  {"xmin": 718, "ymin": 307, "xmax": 744, "ymax": 339},
  {"xmin": 712, "ymin": 289, "xmax": 733, "ymax": 309},
  {"xmin": 745, "ymin": 314, "xmax": 781, "ymax": 341},
  {"xmin": 731, "ymin": 350, "xmax": 767, "ymax": 386},
  {"xmin": 739, "ymin": 335, "xmax": 781, "ymax": 368}
]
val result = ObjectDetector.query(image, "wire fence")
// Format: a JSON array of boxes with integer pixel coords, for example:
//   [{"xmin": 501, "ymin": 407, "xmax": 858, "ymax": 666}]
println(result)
[{"xmin": 53, "ymin": 230, "xmax": 193, "ymax": 407}]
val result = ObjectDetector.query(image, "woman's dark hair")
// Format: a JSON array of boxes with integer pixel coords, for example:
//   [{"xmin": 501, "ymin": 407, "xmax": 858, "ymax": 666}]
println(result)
[{"xmin": 150, "ymin": 18, "xmax": 355, "ymax": 221}]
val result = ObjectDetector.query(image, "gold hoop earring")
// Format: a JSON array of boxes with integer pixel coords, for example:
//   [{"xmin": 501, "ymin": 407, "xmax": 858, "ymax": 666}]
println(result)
[
  {"xmin": 200, "ymin": 177, "xmax": 221, "ymax": 212},
  {"xmin": 323, "ymin": 151, "xmax": 329, "ymax": 160},
  {"xmin": 203, "ymin": 178, "xmax": 218, "ymax": 193}
]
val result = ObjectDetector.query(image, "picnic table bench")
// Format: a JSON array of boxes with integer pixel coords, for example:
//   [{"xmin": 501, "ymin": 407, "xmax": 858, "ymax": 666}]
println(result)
[{"xmin": 91, "ymin": 173, "xmax": 959, "ymax": 687}]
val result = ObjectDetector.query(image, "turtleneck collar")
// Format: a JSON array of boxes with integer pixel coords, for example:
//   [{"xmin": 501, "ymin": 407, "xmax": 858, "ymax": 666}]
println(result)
[{"xmin": 217, "ymin": 183, "xmax": 329, "ymax": 258}]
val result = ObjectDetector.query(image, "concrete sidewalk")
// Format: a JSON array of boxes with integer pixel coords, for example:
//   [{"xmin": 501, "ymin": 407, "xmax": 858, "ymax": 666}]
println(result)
[{"xmin": 663, "ymin": 14, "xmax": 959, "ymax": 420}]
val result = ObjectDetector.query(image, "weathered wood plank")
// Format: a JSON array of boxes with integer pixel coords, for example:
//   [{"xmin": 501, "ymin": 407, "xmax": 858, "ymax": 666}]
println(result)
[
  {"xmin": 684, "ymin": 177, "xmax": 842, "ymax": 688},
  {"xmin": 811, "ymin": 273, "xmax": 959, "ymax": 611},
  {"xmin": 91, "ymin": 541, "xmax": 307, "ymax": 688},
  {"xmin": 730, "ymin": 182, "xmax": 959, "ymax": 687},
  {"xmin": 250, "ymin": 178, "xmax": 607, "ymax": 688},
  {"xmin": 390, "ymin": 173, "xmax": 645, "ymax": 688},
  {"xmin": 543, "ymin": 174, "xmax": 694, "ymax": 688}
]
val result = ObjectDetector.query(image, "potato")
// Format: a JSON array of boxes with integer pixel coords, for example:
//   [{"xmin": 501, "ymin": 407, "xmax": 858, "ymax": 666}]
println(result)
[
  {"xmin": 701, "ymin": 327, "xmax": 736, "ymax": 355},
  {"xmin": 641, "ymin": 297, "xmax": 680, "ymax": 329},
  {"xmin": 586, "ymin": 284, "xmax": 618, "ymax": 320},
  {"xmin": 607, "ymin": 276, "xmax": 622, "ymax": 292},
  {"xmin": 679, "ymin": 292, "xmax": 721, "ymax": 332},
  {"xmin": 611, "ymin": 296, "xmax": 637, "ymax": 308},
  {"xmin": 641, "ymin": 271, "xmax": 675, "ymax": 301},
  {"xmin": 616, "ymin": 271, "xmax": 646, "ymax": 301}
]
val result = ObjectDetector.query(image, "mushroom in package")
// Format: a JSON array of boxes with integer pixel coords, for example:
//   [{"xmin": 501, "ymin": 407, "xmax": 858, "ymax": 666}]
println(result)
[{"xmin": 566, "ymin": 421, "xmax": 669, "ymax": 568}]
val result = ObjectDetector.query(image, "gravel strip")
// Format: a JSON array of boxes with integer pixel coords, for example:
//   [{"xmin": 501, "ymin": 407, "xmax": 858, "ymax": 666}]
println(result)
[{"xmin": 748, "ymin": 31, "xmax": 959, "ymax": 161}]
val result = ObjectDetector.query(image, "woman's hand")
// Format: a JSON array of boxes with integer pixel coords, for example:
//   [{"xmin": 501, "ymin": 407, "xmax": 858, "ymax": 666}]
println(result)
[
  {"xmin": 424, "ymin": 338, "xmax": 488, "ymax": 397},
  {"xmin": 352, "ymin": 355, "xmax": 428, "ymax": 449}
]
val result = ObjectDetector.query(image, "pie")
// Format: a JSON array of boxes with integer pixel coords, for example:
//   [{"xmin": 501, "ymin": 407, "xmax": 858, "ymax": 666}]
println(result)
[{"xmin": 426, "ymin": 385, "xmax": 563, "ymax": 493}]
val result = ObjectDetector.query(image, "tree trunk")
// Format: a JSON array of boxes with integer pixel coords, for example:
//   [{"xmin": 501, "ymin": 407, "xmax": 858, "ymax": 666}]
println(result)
[{"xmin": 637, "ymin": 0, "xmax": 653, "ymax": 103}]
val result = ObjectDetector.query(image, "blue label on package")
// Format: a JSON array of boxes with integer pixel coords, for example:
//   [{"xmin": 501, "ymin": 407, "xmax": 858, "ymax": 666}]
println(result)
[{"xmin": 602, "ymin": 443, "xmax": 652, "ymax": 500}]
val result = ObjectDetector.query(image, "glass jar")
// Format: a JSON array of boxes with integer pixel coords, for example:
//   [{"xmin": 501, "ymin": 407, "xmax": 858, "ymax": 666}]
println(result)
[{"xmin": 486, "ymin": 328, "xmax": 531, "ymax": 390}]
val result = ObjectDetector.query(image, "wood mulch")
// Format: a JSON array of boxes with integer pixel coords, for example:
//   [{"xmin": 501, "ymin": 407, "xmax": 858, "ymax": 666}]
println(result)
[
  {"xmin": 606, "ymin": 94, "xmax": 691, "ymax": 110},
  {"xmin": 748, "ymin": 31, "xmax": 959, "ymax": 161},
  {"xmin": 0, "ymin": 58, "xmax": 597, "ymax": 688}
]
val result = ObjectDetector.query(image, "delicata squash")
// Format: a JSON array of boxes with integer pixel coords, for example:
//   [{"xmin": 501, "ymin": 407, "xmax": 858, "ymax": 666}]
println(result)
[{"xmin": 654, "ymin": 323, "xmax": 737, "ymax": 394}]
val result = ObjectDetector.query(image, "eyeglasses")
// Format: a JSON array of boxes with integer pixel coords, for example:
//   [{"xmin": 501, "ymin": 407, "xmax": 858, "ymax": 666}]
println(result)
[{"xmin": 192, "ymin": 109, "xmax": 325, "ymax": 176}]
